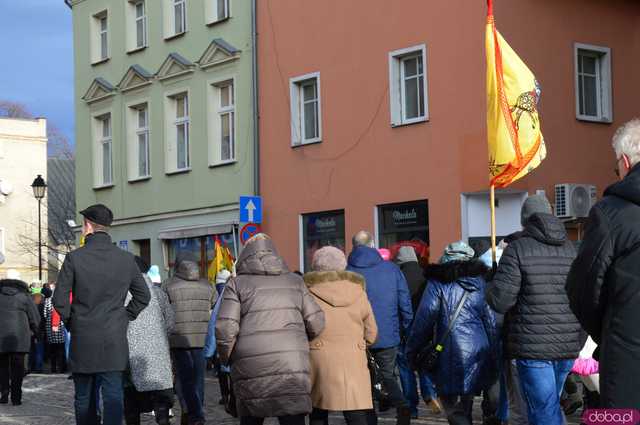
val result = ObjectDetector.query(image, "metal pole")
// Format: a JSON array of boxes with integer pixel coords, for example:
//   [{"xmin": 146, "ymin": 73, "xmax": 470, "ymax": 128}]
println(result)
[{"xmin": 38, "ymin": 198, "xmax": 42, "ymax": 281}]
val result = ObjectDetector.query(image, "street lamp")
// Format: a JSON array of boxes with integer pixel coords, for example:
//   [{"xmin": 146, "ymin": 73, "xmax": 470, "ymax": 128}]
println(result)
[{"xmin": 31, "ymin": 175, "xmax": 47, "ymax": 282}]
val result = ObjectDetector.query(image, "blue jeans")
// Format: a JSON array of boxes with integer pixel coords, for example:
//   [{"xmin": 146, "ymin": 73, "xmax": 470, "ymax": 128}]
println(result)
[
  {"xmin": 172, "ymin": 348, "xmax": 206, "ymax": 422},
  {"xmin": 73, "ymin": 371, "xmax": 123, "ymax": 425},
  {"xmin": 30, "ymin": 340, "xmax": 44, "ymax": 372},
  {"xmin": 397, "ymin": 346, "xmax": 436, "ymax": 414},
  {"xmin": 516, "ymin": 359, "xmax": 573, "ymax": 425}
]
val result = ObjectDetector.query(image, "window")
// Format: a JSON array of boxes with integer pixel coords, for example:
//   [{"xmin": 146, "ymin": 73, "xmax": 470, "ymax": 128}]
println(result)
[
  {"xmin": 290, "ymin": 72, "xmax": 322, "ymax": 146},
  {"xmin": 389, "ymin": 44, "xmax": 429, "ymax": 126},
  {"xmin": 301, "ymin": 211, "xmax": 345, "ymax": 272},
  {"xmin": 207, "ymin": 0, "xmax": 230, "ymax": 24},
  {"xmin": 91, "ymin": 11, "xmax": 109, "ymax": 63},
  {"xmin": 127, "ymin": 104, "xmax": 150, "ymax": 180},
  {"xmin": 165, "ymin": 92, "xmax": 190, "ymax": 173},
  {"xmin": 377, "ymin": 200, "xmax": 429, "ymax": 249},
  {"xmin": 220, "ymin": 82, "xmax": 235, "ymax": 162},
  {"xmin": 174, "ymin": 0, "xmax": 186, "ymax": 35},
  {"xmin": 167, "ymin": 232, "xmax": 237, "ymax": 277},
  {"xmin": 0, "ymin": 228, "xmax": 5, "ymax": 256},
  {"xmin": 135, "ymin": 1, "xmax": 147, "ymax": 48},
  {"xmin": 575, "ymin": 43, "xmax": 612, "ymax": 123},
  {"xmin": 94, "ymin": 113, "xmax": 113, "ymax": 186}
]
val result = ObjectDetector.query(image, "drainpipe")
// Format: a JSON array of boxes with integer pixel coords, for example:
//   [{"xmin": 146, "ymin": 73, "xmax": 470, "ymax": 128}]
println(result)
[{"xmin": 251, "ymin": 0, "xmax": 260, "ymax": 196}]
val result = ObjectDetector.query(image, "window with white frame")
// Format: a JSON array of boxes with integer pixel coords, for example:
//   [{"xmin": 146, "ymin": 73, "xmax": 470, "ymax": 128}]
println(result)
[
  {"xmin": 135, "ymin": 1, "xmax": 147, "ymax": 48},
  {"xmin": 165, "ymin": 93, "xmax": 190, "ymax": 172},
  {"xmin": 0, "ymin": 228, "xmax": 5, "ymax": 256},
  {"xmin": 575, "ymin": 43, "xmax": 612, "ymax": 123},
  {"xmin": 208, "ymin": 80, "xmax": 236, "ymax": 164},
  {"xmin": 290, "ymin": 73, "xmax": 321, "ymax": 146},
  {"xmin": 91, "ymin": 11, "xmax": 109, "ymax": 63},
  {"xmin": 94, "ymin": 113, "xmax": 113, "ymax": 186},
  {"xmin": 206, "ymin": 0, "xmax": 230, "ymax": 24},
  {"xmin": 174, "ymin": 0, "xmax": 186, "ymax": 35},
  {"xmin": 127, "ymin": 104, "xmax": 150, "ymax": 180},
  {"xmin": 389, "ymin": 44, "xmax": 429, "ymax": 126}
]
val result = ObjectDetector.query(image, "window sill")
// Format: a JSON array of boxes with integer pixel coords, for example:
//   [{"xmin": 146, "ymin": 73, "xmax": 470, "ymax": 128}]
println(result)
[
  {"xmin": 93, "ymin": 183, "xmax": 115, "ymax": 191},
  {"xmin": 291, "ymin": 139, "xmax": 322, "ymax": 149},
  {"xmin": 209, "ymin": 160, "xmax": 236, "ymax": 168},
  {"xmin": 165, "ymin": 168, "xmax": 191, "ymax": 176},
  {"xmin": 391, "ymin": 117, "xmax": 428, "ymax": 128},
  {"xmin": 576, "ymin": 115, "xmax": 613, "ymax": 124},
  {"xmin": 128, "ymin": 176, "xmax": 151, "ymax": 183},
  {"xmin": 126, "ymin": 46, "xmax": 147, "ymax": 55},
  {"xmin": 206, "ymin": 17, "xmax": 231, "ymax": 27},
  {"xmin": 91, "ymin": 57, "xmax": 110, "ymax": 67},
  {"xmin": 164, "ymin": 31, "xmax": 187, "ymax": 42}
]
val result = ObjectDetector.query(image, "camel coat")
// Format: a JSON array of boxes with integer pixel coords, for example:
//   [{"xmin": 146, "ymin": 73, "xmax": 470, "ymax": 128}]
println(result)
[{"xmin": 304, "ymin": 270, "xmax": 378, "ymax": 411}]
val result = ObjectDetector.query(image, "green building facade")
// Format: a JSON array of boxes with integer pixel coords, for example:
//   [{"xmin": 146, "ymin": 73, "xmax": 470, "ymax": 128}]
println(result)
[{"xmin": 68, "ymin": 0, "xmax": 256, "ymax": 277}]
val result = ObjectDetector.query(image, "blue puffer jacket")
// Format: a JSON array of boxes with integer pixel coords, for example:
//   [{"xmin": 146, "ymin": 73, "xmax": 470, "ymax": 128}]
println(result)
[
  {"xmin": 406, "ymin": 260, "xmax": 498, "ymax": 396},
  {"xmin": 347, "ymin": 246, "xmax": 413, "ymax": 349}
]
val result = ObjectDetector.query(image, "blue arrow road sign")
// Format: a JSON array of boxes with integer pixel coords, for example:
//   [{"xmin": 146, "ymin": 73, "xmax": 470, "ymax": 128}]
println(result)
[{"xmin": 239, "ymin": 196, "xmax": 262, "ymax": 223}]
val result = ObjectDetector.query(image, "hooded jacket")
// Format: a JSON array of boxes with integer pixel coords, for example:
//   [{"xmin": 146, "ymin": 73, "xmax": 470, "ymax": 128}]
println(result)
[
  {"xmin": 163, "ymin": 259, "xmax": 216, "ymax": 349},
  {"xmin": 216, "ymin": 238, "xmax": 325, "ymax": 418},
  {"xmin": 0, "ymin": 279, "xmax": 40, "ymax": 353},
  {"xmin": 486, "ymin": 213, "xmax": 581, "ymax": 360},
  {"xmin": 406, "ymin": 261, "xmax": 498, "ymax": 396},
  {"xmin": 566, "ymin": 163, "xmax": 640, "ymax": 409},
  {"xmin": 347, "ymin": 246, "xmax": 413, "ymax": 349},
  {"xmin": 304, "ymin": 270, "xmax": 378, "ymax": 411}
]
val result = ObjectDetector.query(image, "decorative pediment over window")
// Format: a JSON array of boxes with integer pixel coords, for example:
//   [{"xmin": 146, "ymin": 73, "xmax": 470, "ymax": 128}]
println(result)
[
  {"xmin": 198, "ymin": 38, "xmax": 240, "ymax": 70},
  {"xmin": 156, "ymin": 53, "xmax": 195, "ymax": 81},
  {"xmin": 118, "ymin": 65, "xmax": 154, "ymax": 92},
  {"xmin": 82, "ymin": 78, "xmax": 116, "ymax": 104}
]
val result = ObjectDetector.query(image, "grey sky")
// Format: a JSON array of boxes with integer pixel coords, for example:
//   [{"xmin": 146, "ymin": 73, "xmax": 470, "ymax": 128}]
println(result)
[{"xmin": 0, "ymin": 0, "xmax": 74, "ymax": 144}]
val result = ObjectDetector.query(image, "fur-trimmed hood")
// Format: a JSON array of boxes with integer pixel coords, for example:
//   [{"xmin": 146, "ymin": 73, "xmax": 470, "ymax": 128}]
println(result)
[
  {"xmin": 425, "ymin": 260, "xmax": 489, "ymax": 291},
  {"xmin": 304, "ymin": 270, "xmax": 366, "ymax": 307}
]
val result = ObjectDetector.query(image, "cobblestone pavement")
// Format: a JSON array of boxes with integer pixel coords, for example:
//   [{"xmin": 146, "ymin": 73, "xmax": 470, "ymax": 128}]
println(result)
[{"xmin": 0, "ymin": 372, "xmax": 583, "ymax": 424}]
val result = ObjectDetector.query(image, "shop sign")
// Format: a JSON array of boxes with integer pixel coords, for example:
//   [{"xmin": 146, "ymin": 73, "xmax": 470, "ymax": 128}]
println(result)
[{"xmin": 381, "ymin": 201, "xmax": 428, "ymax": 230}]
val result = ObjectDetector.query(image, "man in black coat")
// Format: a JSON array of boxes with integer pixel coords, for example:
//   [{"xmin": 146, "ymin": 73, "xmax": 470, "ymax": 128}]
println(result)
[
  {"xmin": 486, "ymin": 195, "xmax": 581, "ymax": 425},
  {"xmin": 566, "ymin": 119, "xmax": 640, "ymax": 409},
  {"xmin": 0, "ymin": 270, "xmax": 40, "ymax": 405},
  {"xmin": 53, "ymin": 204, "xmax": 150, "ymax": 425}
]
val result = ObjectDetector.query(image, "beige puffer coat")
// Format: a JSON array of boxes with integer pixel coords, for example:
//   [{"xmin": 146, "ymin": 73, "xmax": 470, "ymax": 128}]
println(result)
[
  {"xmin": 304, "ymin": 270, "xmax": 378, "ymax": 411},
  {"xmin": 216, "ymin": 239, "xmax": 325, "ymax": 418}
]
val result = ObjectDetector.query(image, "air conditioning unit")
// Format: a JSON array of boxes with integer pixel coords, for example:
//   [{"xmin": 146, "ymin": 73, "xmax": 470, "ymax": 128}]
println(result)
[{"xmin": 555, "ymin": 184, "xmax": 597, "ymax": 219}]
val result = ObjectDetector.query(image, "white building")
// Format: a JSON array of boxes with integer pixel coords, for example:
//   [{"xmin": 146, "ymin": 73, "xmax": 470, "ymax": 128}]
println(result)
[{"xmin": 0, "ymin": 117, "xmax": 48, "ymax": 283}]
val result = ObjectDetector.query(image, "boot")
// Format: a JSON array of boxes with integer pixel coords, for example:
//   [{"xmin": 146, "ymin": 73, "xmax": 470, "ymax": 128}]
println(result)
[
  {"xmin": 0, "ymin": 393, "xmax": 8, "ymax": 404},
  {"xmin": 181, "ymin": 412, "xmax": 189, "ymax": 425},
  {"xmin": 396, "ymin": 406, "xmax": 411, "ymax": 425},
  {"xmin": 154, "ymin": 406, "xmax": 170, "ymax": 425},
  {"xmin": 425, "ymin": 397, "xmax": 443, "ymax": 415}
]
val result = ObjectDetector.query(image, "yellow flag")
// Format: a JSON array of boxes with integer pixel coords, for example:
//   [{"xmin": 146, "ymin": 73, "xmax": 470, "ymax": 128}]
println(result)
[
  {"xmin": 486, "ymin": 0, "xmax": 546, "ymax": 188},
  {"xmin": 207, "ymin": 237, "xmax": 225, "ymax": 283}
]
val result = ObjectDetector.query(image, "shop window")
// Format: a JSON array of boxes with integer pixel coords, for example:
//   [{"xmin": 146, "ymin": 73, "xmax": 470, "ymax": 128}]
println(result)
[
  {"xmin": 167, "ymin": 232, "xmax": 237, "ymax": 278},
  {"xmin": 301, "ymin": 210, "xmax": 345, "ymax": 273},
  {"xmin": 133, "ymin": 238, "xmax": 151, "ymax": 266},
  {"xmin": 377, "ymin": 200, "xmax": 429, "ymax": 249}
]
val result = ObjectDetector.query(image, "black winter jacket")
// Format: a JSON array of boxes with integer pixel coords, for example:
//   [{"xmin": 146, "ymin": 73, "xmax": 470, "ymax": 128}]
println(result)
[
  {"xmin": 399, "ymin": 261, "xmax": 427, "ymax": 312},
  {"xmin": 0, "ymin": 279, "xmax": 40, "ymax": 353},
  {"xmin": 566, "ymin": 164, "xmax": 640, "ymax": 409},
  {"xmin": 486, "ymin": 213, "xmax": 581, "ymax": 360},
  {"xmin": 53, "ymin": 232, "xmax": 151, "ymax": 374}
]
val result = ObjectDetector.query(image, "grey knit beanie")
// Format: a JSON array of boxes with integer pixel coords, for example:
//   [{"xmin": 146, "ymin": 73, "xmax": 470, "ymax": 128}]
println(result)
[
  {"xmin": 521, "ymin": 194, "xmax": 552, "ymax": 226},
  {"xmin": 395, "ymin": 246, "xmax": 418, "ymax": 265},
  {"xmin": 440, "ymin": 241, "xmax": 475, "ymax": 264},
  {"xmin": 311, "ymin": 246, "xmax": 347, "ymax": 272}
]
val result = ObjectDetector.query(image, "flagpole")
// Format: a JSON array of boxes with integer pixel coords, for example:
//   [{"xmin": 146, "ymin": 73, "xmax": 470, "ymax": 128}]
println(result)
[{"xmin": 490, "ymin": 185, "xmax": 497, "ymax": 263}]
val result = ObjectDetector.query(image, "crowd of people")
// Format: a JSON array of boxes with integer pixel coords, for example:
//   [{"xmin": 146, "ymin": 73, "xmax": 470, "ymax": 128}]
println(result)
[{"xmin": 1, "ymin": 119, "xmax": 640, "ymax": 425}]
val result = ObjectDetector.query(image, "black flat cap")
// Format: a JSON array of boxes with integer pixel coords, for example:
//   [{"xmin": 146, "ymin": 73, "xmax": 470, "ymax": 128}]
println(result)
[{"xmin": 79, "ymin": 204, "xmax": 113, "ymax": 226}]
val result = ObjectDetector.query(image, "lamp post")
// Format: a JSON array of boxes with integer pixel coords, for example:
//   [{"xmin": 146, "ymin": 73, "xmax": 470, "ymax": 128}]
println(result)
[{"xmin": 31, "ymin": 175, "xmax": 47, "ymax": 282}]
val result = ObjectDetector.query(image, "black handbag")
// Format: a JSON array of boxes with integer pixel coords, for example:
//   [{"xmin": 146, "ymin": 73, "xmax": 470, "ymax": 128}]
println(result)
[
  {"xmin": 367, "ymin": 349, "xmax": 389, "ymax": 401},
  {"xmin": 219, "ymin": 371, "xmax": 238, "ymax": 418},
  {"xmin": 415, "ymin": 290, "xmax": 470, "ymax": 373}
]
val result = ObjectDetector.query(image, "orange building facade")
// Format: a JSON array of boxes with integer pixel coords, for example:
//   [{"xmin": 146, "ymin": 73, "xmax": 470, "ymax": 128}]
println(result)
[{"xmin": 258, "ymin": 0, "xmax": 640, "ymax": 271}]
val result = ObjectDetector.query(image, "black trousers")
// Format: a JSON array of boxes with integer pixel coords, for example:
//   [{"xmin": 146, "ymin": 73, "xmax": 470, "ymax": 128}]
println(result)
[
  {"xmin": 240, "ymin": 414, "xmax": 306, "ymax": 425},
  {"xmin": 49, "ymin": 343, "xmax": 67, "ymax": 373},
  {"xmin": 124, "ymin": 387, "xmax": 174, "ymax": 425},
  {"xmin": 310, "ymin": 408, "xmax": 369, "ymax": 425},
  {"xmin": 0, "ymin": 353, "xmax": 26, "ymax": 403}
]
